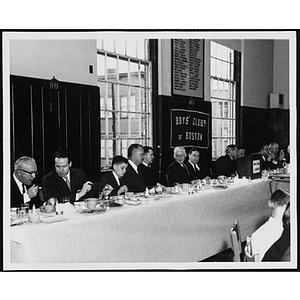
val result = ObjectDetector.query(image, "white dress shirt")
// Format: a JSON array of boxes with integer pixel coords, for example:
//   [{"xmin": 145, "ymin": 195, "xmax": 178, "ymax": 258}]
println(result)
[
  {"xmin": 13, "ymin": 173, "xmax": 31, "ymax": 204},
  {"xmin": 128, "ymin": 160, "xmax": 139, "ymax": 174},
  {"xmin": 251, "ymin": 216, "xmax": 284, "ymax": 261}
]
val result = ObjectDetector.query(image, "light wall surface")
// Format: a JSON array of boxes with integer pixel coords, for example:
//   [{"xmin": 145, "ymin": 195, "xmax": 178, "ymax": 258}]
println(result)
[
  {"xmin": 10, "ymin": 39, "xmax": 98, "ymax": 86},
  {"xmin": 158, "ymin": 38, "xmax": 290, "ymax": 109},
  {"xmin": 273, "ymin": 40, "xmax": 290, "ymax": 109}
]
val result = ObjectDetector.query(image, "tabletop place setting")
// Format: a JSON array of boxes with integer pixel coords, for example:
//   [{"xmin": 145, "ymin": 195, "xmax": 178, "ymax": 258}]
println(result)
[{"xmin": 10, "ymin": 174, "xmax": 276, "ymax": 229}]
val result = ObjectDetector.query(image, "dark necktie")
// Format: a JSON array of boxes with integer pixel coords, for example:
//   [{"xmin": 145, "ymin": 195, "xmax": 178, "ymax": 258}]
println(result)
[{"xmin": 22, "ymin": 184, "xmax": 26, "ymax": 194}]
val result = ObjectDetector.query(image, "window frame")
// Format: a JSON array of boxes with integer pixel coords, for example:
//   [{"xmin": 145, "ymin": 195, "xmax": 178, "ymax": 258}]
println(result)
[
  {"xmin": 210, "ymin": 41, "xmax": 239, "ymax": 160},
  {"xmin": 97, "ymin": 43, "xmax": 152, "ymax": 170}
]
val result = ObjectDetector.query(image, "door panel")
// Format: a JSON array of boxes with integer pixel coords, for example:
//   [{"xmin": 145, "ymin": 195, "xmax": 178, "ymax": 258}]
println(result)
[{"xmin": 11, "ymin": 75, "xmax": 100, "ymax": 182}]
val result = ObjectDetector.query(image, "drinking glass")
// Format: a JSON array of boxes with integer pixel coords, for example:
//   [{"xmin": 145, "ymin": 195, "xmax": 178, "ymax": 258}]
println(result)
[{"xmin": 21, "ymin": 204, "xmax": 29, "ymax": 221}]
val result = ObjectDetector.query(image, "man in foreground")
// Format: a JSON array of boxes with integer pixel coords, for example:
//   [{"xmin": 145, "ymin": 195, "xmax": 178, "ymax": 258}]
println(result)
[
  {"xmin": 11, "ymin": 156, "xmax": 43, "ymax": 208},
  {"xmin": 42, "ymin": 149, "xmax": 93, "ymax": 203}
]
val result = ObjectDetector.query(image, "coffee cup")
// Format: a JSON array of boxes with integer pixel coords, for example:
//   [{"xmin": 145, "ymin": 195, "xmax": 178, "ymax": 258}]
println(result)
[
  {"xmin": 44, "ymin": 204, "xmax": 54, "ymax": 213},
  {"xmin": 28, "ymin": 212, "xmax": 40, "ymax": 223},
  {"xmin": 85, "ymin": 198, "xmax": 98, "ymax": 209}
]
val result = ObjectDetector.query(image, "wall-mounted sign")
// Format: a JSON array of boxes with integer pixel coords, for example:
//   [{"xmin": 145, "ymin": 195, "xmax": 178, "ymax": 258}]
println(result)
[
  {"xmin": 172, "ymin": 39, "xmax": 204, "ymax": 98},
  {"xmin": 170, "ymin": 109, "xmax": 209, "ymax": 148}
]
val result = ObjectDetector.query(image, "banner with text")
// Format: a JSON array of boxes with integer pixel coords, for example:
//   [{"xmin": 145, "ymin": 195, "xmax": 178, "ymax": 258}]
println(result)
[{"xmin": 170, "ymin": 109, "xmax": 209, "ymax": 148}]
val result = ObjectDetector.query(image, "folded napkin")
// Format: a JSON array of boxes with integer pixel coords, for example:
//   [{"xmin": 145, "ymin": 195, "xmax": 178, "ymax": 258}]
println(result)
[{"xmin": 56, "ymin": 202, "xmax": 75, "ymax": 214}]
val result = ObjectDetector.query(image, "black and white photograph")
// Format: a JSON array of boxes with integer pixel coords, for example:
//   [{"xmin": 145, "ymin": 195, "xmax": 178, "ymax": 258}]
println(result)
[
  {"xmin": 1, "ymin": 22, "xmax": 299, "ymax": 300},
  {"xmin": 2, "ymin": 30, "xmax": 296, "ymax": 271}
]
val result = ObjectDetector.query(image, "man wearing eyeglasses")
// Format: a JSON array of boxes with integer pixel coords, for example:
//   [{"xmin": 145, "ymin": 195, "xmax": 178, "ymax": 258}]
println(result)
[
  {"xmin": 11, "ymin": 156, "xmax": 43, "ymax": 208},
  {"xmin": 167, "ymin": 146, "xmax": 192, "ymax": 186}
]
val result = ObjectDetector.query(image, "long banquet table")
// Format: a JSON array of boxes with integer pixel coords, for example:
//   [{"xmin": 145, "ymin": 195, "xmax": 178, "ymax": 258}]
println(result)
[{"xmin": 9, "ymin": 179, "xmax": 275, "ymax": 265}]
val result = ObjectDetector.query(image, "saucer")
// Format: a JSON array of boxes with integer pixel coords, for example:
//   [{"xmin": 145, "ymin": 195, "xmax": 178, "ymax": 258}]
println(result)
[
  {"xmin": 80, "ymin": 208, "xmax": 106, "ymax": 214},
  {"xmin": 212, "ymin": 185, "xmax": 228, "ymax": 190}
]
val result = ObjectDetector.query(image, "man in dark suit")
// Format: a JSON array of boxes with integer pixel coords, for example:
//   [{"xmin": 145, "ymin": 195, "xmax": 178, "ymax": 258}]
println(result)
[
  {"xmin": 98, "ymin": 155, "xmax": 129, "ymax": 196},
  {"xmin": 138, "ymin": 146, "xmax": 159, "ymax": 188},
  {"xmin": 122, "ymin": 144, "xmax": 146, "ymax": 193},
  {"xmin": 216, "ymin": 144, "xmax": 238, "ymax": 177},
  {"xmin": 42, "ymin": 150, "xmax": 93, "ymax": 203},
  {"xmin": 269, "ymin": 142, "xmax": 286, "ymax": 168},
  {"xmin": 259, "ymin": 144, "xmax": 277, "ymax": 170},
  {"xmin": 11, "ymin": 156, "xmax": 43, "ymax": 208},
  {"xmin": 186, "ymin": 148, "xmax": 210, "ymax": 180},
  {"xmin": 167, "ymin": 146, "xmax": 192, "ymax": 186}
]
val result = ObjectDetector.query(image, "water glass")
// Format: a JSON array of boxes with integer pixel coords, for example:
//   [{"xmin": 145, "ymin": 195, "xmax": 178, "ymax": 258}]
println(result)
[{"xmin": 21, "ymin": 203, "xmax": 29, "ymax": 220}]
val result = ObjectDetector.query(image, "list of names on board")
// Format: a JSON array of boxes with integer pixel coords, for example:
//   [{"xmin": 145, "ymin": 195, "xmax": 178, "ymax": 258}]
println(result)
[{"xmin": 172, "ymin": 39, "xmax": 204, "ymax": 98}]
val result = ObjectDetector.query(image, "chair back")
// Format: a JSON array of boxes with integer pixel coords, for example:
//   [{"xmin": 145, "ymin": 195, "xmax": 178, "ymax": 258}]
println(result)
[{"xmin": 230, "ymin": 219, "xmax": 242, "ymax": 262}]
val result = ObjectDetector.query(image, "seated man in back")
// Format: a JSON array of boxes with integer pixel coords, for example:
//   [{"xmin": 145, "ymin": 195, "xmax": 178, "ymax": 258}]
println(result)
[
  {"xmin": 259, "ymin": 144, "xmax": 277, "ymax": 170},
  {"xmin": 122, "ymin": 144, "xmax": 146, "ymax": 193},
  {"xmin": 42, "ymin": 149, "xmax": 93, "ymax": 203},
  {"xmin": 186, "ymin": 148, "xmax": 210, "ymax": 180},
  {"xmin": 268, "ymin": 142, "xmax": 286, "ymax": 168},
  {"xmin": 98, "ymin": 155, "xmax": 129, "ymax": 197},
  {"xmin": 251, "ymin": 189, "xmax": 290, "ymax": 262},
  {"xmin": 167, "ymin": 146, "xmax": 192, "ymax": 186},
  {"xmin": 138, "ymin": 146, "xmax": 159, "ymax": 188},
  {"xmin": 215, "ymin": 144, "xmax": 238, "ymax": 177}
]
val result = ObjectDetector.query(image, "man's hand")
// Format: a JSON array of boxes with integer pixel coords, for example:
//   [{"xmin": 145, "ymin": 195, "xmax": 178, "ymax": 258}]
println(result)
[
  {"xmin": 27, "ymin": 184, "xmax": 38, "ymax": 199},
  {"xmin": 117, "ymin": 185, "xmax": 128, "ymax": 195},
  {"xmin": 279, "ymin": 149, "xmax": 285, "ymax": 161},
  {"xmin": 78, "ymin": 181, "xmax": 93, "ymax": 198}
]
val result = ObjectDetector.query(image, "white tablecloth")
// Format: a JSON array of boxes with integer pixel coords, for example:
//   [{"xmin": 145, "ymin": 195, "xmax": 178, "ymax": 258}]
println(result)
[{"xmin": 9, "ymin": 179, "xmax": 272, "ymax": 265}]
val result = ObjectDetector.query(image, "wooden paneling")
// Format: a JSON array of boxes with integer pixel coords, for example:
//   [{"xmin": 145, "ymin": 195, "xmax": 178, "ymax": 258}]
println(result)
[
  {"xmin": 155, "ymin": 95, "xmax": 212, "ymax": 184},
  {"xmin": 11, "ymin": 75, "xmax": 100, "ymax": 182},
  {"xmin": 239, "ymin": 106, "xmax": 289, "ymax": 153}
]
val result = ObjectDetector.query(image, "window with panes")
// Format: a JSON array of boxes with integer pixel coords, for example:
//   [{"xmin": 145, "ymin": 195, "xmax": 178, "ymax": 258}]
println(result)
[
  {"xmin": 210, "ymin": 41, "xmax": 236, "ymax": 160},
  {"xmin": 97, "ymin": 39, "xmax": 152, "ymax": 169}
]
